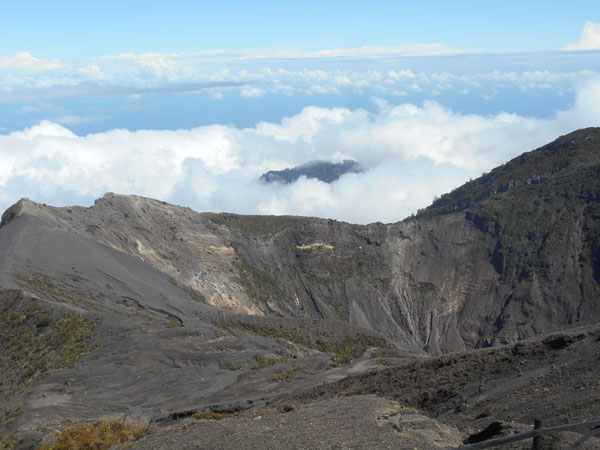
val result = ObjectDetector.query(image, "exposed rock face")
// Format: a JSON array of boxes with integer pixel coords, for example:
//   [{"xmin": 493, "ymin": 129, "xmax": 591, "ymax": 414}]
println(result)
[
  {"xmin": 259, "ymin": 159, "xmax": 364, "ymax": 184},
  {"xmin": 239, "ymin": 128, "xmax": 600, "ymax": 351},
  {"xmin": 1, "ymin": 195, "xmax": 263, "ymax": 316}
]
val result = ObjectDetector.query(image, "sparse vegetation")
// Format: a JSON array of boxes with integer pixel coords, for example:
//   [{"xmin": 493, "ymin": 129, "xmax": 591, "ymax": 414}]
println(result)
[
  {"xmin": 252, "ymin": 354, "xmax": 285, "ymax": 369},
  {"xmin": 0, "ymin": 295, "xmax": 101, "ymax": 397},
  {"xmin": 275, "ymin": 401, "xmax": 299, "ymax": 413},
  {"xmin": 187, "ymin": 288, "xmax": 207, "ymax": 303},
  {"xmin": 13, "ymin": 273, "xmax": 94, "ymax": 307},
  {"xmin": 0, "ymin": 435, "xmax": 22, "ymax": 449},
  {"xmin": 234, "ymin": 257, "xmax": 281, "ymax": 312},
  {"xmin": 476, "ymin": 403, "xmax": 496, "ymax": 418},
  {"xmin": 230, "ymin": 364, "xmax": 244, "ymax": 371},
  {"xmin": 205, "ymin": 213, "xmax": 299, "ymax": 236},
  {"xmin": 193, "ymin": 410, "xmax": 240, "ymax": 421},
  {"xmin": 371, "ymin": 349, "xmax": 410, "ymax": 365},
  {"xmin": 274, "ymin": 369, "xmax": 297, "ymax": 382},
  {"xmin": 168, "ymin": 319, "xmax": 182, "ymax": 328},
  {"xmin": 417, "ymin": 282, "xmax": 437, "ymax": 294},
  {"xmin": 370, "ymin": 349, "xmax": 388, "ymax": 359},
  {"xmin": 1, "ymin": 407, "xmax": 23, "ymax": 427},
  {"xmin": 219, "ymin": 321, "xmax": 386, "ymax": 366},
  {"xmin": 44, "ymin": 420, "xmax": 154, "ymax": 450}
]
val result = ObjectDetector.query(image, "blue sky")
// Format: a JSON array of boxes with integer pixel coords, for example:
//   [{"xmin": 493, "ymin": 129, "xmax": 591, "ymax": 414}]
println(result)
[
  {"xmin": 1, "ymin": 1, "xmax": 600, "ymax": 223},
  {"xmin": 2, "ymin": 1, "xmax": 599, "ymax": 56}
]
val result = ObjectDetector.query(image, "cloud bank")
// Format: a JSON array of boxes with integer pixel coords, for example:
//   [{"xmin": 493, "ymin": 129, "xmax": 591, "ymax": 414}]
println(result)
[
  {"xmin": 564, "ymin": 21, "xmax": 600, "ymax": 50},
  {"xmin": 1, "ymin": 47, "xmax": 595, "ymax": 106},
  {"xmin": 1, "ymin": 77, "xmax": 599, "ymax": 224}
]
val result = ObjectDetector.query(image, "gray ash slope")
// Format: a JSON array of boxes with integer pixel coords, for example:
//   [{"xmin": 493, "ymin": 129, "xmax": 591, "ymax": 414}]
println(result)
[{"xmin": 0, "ymin": 127, "xmax": 600, "ymax": 447}]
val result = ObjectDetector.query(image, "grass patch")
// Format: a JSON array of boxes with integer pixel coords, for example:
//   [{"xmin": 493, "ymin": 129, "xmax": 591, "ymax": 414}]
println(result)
[
  {"xmin": 44, "ymin": 420, "xmax": 154, "ymax": 450},
  {"xmin": 275, "ymin": 402, "xmax": 299, "ymax": 413},
  {"xmin": 252, "ymin": 355, "xmax": 286, "ymax": 369},
  {"xmin": 168, "ymin": 319, "xmax": 182, "ymax": 328},
  {"xmin": 230, "ymin": 364, "xmax": 244, "ymax": 371},
  {"xmin": 274, "ymin": 369, "xmax": 297, "ymax": 382}
]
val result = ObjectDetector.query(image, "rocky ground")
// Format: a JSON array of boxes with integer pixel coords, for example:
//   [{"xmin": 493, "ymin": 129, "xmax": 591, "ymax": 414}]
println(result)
[
  {"xmin": 284, "ymin": 322, "xmax": 600, "ymax": 432},
  {"xmin": 124, "ymin": 395, "xmax": 463, "ymax": 450}
]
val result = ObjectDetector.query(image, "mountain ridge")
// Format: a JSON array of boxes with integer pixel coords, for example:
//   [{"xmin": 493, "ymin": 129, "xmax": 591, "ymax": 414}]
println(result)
[{"xmin": 2, "ymin": 128, "xmax": 599, "ymax": 353}]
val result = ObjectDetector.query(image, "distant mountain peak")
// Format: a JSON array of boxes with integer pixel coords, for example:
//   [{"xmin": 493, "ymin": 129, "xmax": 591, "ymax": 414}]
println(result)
[{"xmin": 259, "ymin": 159, "xmax": 364, "ymax": 184}]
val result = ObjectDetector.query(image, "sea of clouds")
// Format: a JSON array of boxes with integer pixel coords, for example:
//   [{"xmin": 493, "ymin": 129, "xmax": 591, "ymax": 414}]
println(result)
[{"xmin": 1, "ymin": 76, "xmax": 599, "ymax": 224}]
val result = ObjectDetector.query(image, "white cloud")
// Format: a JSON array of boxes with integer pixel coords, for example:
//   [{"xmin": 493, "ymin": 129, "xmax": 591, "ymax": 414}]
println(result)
[
  {"xmin": 564, "ymin": 21, "xmax": 600, "ymax": 50},
  {"xmin": 104, "ymin": 52, "xmax": 181, "ymax": 78},
  {"xmin": 255, "ymin": 106, "xmax": 350, "ymax": 143},
  {"xmin": 240, "ymin": 87, "xmax": 266, "ymax": 98},
  {"xmin": 389, "ymin": 70, "xmax": 415, "ymax": 80},
  {"xmin": 0, "ymin": 52, "xmax": 63, "ymax": 70},
  {"xmin": 77, "ymin": 64, "xmax": 105, "ymax": 79},
  {"xmin": 1, "ymin": 78, "xmax": 599, "ymax": 224}
]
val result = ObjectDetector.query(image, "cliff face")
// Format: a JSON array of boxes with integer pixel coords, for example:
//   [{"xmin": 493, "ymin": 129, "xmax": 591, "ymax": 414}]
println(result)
[
  {"xmin": 422, "ymin": 128, "xmax": 600, "ymax": 347},
  {"xmin": 237, "ymin": 128, "xmax": 600, "ymax": 352},
  {"xmin": 200, "ymin": 212, "xmax": 500, "ymax": 354},
  {"xmin": 2, "ymin": 129, "xmax": 598, "ymax": 355}
]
